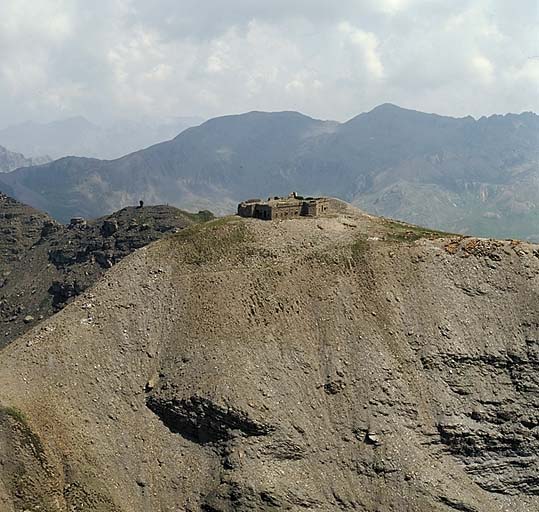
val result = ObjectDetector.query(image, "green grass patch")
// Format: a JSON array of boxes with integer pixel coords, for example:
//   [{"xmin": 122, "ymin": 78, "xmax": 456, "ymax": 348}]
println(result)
[
  {"xmin": 171, "ymin": 216, "xmax": 253, "ymax": 265},
  {"xmin": 0, "ymin": 405, "xmax": 48, "ymax": 466},
  {"xmin": 382, "ymin": 219, "xmax": 455, "ymax": 242},
  {"xmin": 182, "ymin": 209, "xmax": 215, "ymax": 224},
  {"xmin": 351, "ymin": 237, "xmax": 369, "ymax": 264},
  {"xmin": 306, "ymin": 237, "xmax": 370, "ymax": 268},
  {"xmin": 0, "ymin": 405, "xmax": 27, "ymax": 423}
]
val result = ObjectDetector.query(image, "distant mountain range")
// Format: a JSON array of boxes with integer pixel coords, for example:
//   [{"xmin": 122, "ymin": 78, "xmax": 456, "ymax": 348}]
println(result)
[
  {"xmin": 1, "ymin": 104, "xmax": 537, "ymax": 240},
  {"xmin": 0, "ymin": 116, "xmax": 204, "ymax": 160},
  {"xmin": 0, "ymin": 145, "xmax": 50, "ymax": 173}
]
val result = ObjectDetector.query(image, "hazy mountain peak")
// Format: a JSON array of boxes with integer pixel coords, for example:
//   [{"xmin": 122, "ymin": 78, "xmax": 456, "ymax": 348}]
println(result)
[
  {"xmin": 0, "ymin": 144, "xmax": 51, "ymax": 173},
  {"xmin": 370, "ymin": 102, "xmax": 405, "ymax": 112},
  {"xmin": 200, "ymin": 109, "xmax": 318, "ymax": 126},
  {"xmin": 0, "ymin": 116, "xmax": 204, "ymax": 159}
]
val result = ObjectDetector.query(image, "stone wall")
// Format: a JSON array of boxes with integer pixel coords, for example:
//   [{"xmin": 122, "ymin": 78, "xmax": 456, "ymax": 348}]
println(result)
[{"xmin": 238, "ymin": 195, "xmax": 331, "ymax": 220}]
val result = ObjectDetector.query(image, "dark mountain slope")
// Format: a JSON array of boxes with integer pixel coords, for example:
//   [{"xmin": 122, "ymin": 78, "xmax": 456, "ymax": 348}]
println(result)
[
  {"xmin": 305, "ymin": 104, "xmax": 537, "ymax": 194},
  {"xmin": 0, "ymin": 193, "xmax": 54, "ymax": 278},
  {"xmin": 340, "ymin": 106, "xmax": 539, "ymax": 238},
  {"xmin": 2, "ymin": 105, "xmax": 538, "ymax": 239},
  {"xmin": 2, "ymin": 157, "xmax": 107, "ymax": 220},
  {"xmin": 0, "ymin": 207, "xmax": 537, "ymax": 511},
  {"xmin": 0, "ymin": 196, "xmax": 212, "ymax": 347}
]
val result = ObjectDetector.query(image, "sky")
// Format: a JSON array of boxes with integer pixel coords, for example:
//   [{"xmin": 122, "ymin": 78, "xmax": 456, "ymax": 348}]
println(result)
[{"xmin": 0, "ymin": 0, "xmax": 537, "ymax": 127}]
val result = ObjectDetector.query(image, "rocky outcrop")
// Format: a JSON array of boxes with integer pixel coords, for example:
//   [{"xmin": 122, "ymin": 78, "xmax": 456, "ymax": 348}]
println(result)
[
  {"xmin": 147, "ymin": 395, "xmax": 273, "ymax": 444},
  {"xmin": 425, "ymin": 345, "xmax": 539, "ymax": 496},
  {"xmin": 0, "ymin": 193, "xmax": 54, "ymax": 277},
  {"xmin": 0, "ymin": 199, "xmax": 213, "ymax": 347}
]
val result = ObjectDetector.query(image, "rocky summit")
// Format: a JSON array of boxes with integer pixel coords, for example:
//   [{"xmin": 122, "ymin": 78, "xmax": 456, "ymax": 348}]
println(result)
[{"xmin": 0, "ymin": 201, "xmax": 537, "ymax": 511}]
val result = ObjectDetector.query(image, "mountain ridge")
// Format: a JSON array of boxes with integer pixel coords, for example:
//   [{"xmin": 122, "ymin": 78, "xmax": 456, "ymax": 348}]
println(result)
[
  {"xmin": 1, "ymin": 104, "xmax": 537, "ymax": 240},
  {"xmin": 0, "ymin": 192, "xmax": 213, "ymax": 348}
]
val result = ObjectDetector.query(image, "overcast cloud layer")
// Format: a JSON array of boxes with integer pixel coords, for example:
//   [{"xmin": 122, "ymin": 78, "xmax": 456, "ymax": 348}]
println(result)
[{"xmin": 0, "ymin": 0, "xmax": 537, "ymax": 126}]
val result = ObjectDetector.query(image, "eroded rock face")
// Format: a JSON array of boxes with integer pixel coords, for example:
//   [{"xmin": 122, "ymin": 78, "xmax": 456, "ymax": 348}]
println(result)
[
  {"xmin": 146, "ymin": 395, "xmax": 273, "ymax": 444},
  {"xmin": 0, "ymin": 407, "xmax": 58, "ymax": 511},
  {"xmin": 426, "ymin": 343, "xmax": 539, "ymax": 496},
  {"xmin": 146, "ymin": 392, "xmax": 313, "ymax": 511},
  {"xmin": 0, "ymin": 193, "xmax": 53, "ymax": 277},
  {"xmin": 0, "ymin": 202, "xmax": 212, "ymax": 347},
  {"xmin": 0, "ymin": 406, "xmax": 123, "ymax": 512}
]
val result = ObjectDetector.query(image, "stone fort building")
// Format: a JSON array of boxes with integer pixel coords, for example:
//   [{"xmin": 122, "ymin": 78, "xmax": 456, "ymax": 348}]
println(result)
[{"xmin": 237, "ymin": 193, "xmax": 330, "ymax": 220}]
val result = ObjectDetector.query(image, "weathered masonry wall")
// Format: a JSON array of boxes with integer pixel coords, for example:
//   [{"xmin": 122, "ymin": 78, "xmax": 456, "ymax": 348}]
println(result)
[{"xmin": 237, "ymin": 195, "xmax": 331, "ymax": 220}]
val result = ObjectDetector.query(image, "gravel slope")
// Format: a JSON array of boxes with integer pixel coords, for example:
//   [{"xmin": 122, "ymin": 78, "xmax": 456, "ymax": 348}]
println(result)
[{"xmin": 0, "ymin": 204, "xmax": 537, "ymax": 511}]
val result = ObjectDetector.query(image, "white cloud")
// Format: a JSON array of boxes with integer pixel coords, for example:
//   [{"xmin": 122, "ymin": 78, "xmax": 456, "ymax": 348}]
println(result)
[
  {"xmin": 515, "ymin": 59, "xmax": 539, "ymax": 83},
  {"xmin": 471, "ymin": 55, "xmax": 495, "ymax": 85},
  {"xmin": 372, "ymin": 0, "xmax": 412, "ymax": 15},
  {"xmin": 339, "ymin": 22, "xmax": 384, "ymax": 80},
  {"xmin": 0, "ymin": 0, "xmax": 536, "ymax": 126},
  {"xmin": 0, "ymin": 0, "xmax": 74, "ymax": 41}
]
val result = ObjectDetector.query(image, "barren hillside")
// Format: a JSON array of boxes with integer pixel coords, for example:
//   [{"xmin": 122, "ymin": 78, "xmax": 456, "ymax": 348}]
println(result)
[
  {"xmin": 0, "ymin": 196, "xmax": 213, "ymax": 347},
  {"xmin": 0, "ymin": 203, "xmax": 537, "ymax": 511}
]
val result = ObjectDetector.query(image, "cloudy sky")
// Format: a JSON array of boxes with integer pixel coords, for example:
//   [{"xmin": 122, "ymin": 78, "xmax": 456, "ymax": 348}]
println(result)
[{"xmin": 0, "ymin": 0, "xmax": 537, "ymax": 126}]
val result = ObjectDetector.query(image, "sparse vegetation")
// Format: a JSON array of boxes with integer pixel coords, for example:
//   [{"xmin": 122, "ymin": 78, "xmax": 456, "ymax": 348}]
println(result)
[
  {"xmin": 171, "ymin": 216, "xmax": 253, "ymax": 264},
  {"xmin": 382, "ymin": 219, "xmax": 455, "ymax": 242},
  {"xmin": 351, "ymin": 237, "xmax": 369, "ymax": 264},
  {"xmin": 0, "ymin": 405, "xmax": 47, "ymax": 465},
  {"xmin": 307, "ymin": 237, "xmax": 370, "ymax": 268},
  {"xmin": 0, "ymin": 405, "xmax": 27, "ymax": 423}
]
